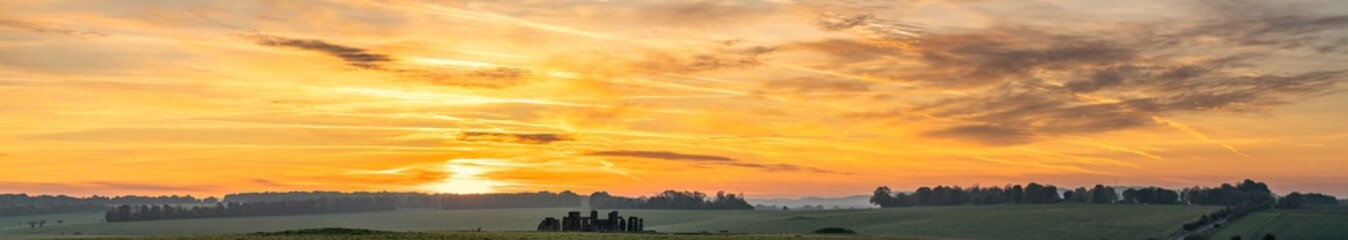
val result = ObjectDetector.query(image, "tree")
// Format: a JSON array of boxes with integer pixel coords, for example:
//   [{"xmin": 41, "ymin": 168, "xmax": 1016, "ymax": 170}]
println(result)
[
  {"xmin": 1072, "ymin": 187, "xmax": 1089, "ymax": 203},
  {"xmin": 1277, "ymin": 192, "xmax": 1304, "ymax": 209},
  {"xmin": 870, "ymin": 187, "xmax": 896, "ymax": 208},
  {"xmin": 1123, "ymin": 188, "xmax": 1137, "ymax": 203},
  {"xmin": 1261, "ymin": 233, "xmax": 1276, "ymax": 240},
  {"xmin": 1090, "ymin": 185, "xmax": 1116, "ymax": 204}
]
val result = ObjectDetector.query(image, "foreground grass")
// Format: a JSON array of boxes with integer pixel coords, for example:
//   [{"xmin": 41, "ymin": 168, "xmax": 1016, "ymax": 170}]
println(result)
[
  {"xmin": 1209, "ymin": 205, "xmax": 1348, "ymax": 240},
  {"xmin": 89, "ymin": 228, "xmax": 931, "ymax": 240},
  {"xmin": 1, "ymin": 205, "xmax": 1217, "ymax": 240}
]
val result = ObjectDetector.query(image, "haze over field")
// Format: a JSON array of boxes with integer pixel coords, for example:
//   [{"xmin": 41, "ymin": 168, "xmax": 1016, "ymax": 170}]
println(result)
[{"xmin": 3, "ymin": 0, "xmax": 1348, "ymax": 199}]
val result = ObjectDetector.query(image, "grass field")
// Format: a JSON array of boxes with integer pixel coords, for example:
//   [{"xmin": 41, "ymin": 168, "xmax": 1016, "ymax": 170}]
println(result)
[
  {"xmin": 90, "ymin": 228, "xmax": 934, "ymax": 240},
  {"xmin": 1210, "ymin": 205, "xmax": 1348, "ymax": 240},
  {"xmin": 0, "ymin": 204, "xmax": 1217, "ymax": 240}
]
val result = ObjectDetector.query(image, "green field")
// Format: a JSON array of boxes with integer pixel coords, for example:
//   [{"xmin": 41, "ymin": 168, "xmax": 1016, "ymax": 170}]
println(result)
[
  {"xmin": 0, "ymin": 205, "xmax": 1217, "ymax": 240},
  {"xmin": 94, "ymin": 228, "xmax": 931, "ymax": 240},
  {"xmin": 1210, "ymin": 205, "xmax": 1348, "ymax": 240}
]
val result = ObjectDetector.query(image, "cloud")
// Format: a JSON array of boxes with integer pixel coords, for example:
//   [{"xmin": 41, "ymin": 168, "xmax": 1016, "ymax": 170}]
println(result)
[
  {"xmin": 243, "ymin": 33, "xmax": 537, "ymax": 88},
  {"xmin": 1185, "ymin": 0, "xmax": 1348, "ymax": 53},
  {"xmin": 0, "ymin": 181, "xmax": 217, "ymax": 195},
  {"xmin": 802, "ymin": 0, "xmax": 1348, "ymax": 145},
  {"xmin": 762, "ymin": 77, "xmax": 872, "ymax": 93},
  {"xmin": 638, "ymin": 40, "xmax": 777, "ymax": 73},
  {"xmin": 588, "ymin": 150, "xmax": 837, "ymax": 173},
  {"xmin": 589, "ymin": 150, "xmax": 734, "ymax": 162},
  {"xmin": 244, "ymin": 33, "xmax": 390, "ymax": 69},
  {"xmin": 635, "ymin": 1, "xmax": 784, "ymax": 26},
  {"xmin": 0, "ymin": 19, "xmax": 109, "ymax": 38},
  {"xmin": 457, "ymin": 131, "xmax": 575, "ymax": 144},
  {"xmin": 251, "ymin": 179, "xmax": 284, "ymax": 187},
  {"xmin": 818, "ymin": 13, "xmax": 874, "ymax": 30},
  {"xmin": 815, "ymin": 13, "xmax": 924, "ymax": 38},
  {"xmin": 406, "ymin": 66, "xmax": 537, "ymax": 89},
  {"xmin": 923, "ymin": 124, "xmax": 1036, "ymax": 146},
  {"xmin": 1152, "ymin": 116, "xmax": 1253, "ymax": 159}
]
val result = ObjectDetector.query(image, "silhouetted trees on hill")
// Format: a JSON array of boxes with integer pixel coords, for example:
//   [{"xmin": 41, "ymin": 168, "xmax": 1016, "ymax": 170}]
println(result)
[
  {"xmin": 102, "ymin": 189, "xmax": 751, "ymax": 221},
  {"xmin": 870, "ymin": 183, "xmax": 1071, "ymax": 207},
  {"xmin": 1123, "ymin": 187, "xmax": 1181, "ymax": 204},
  {"xmin": 1301, "ymin": 193, "xmax": 1340, "ymax": 205},
  {"xmin": 870, "ymin": 179, "xmax": 1337, "ymax": 209},
  {"xmin": 1179, "ymin": 179, "xmax": 1276, "ymax": 206},
  {"xmin": 105, "ymin": 197, "xmax": 396, "ymax": 222},
  {"xmin": 223, "ymin": 191, "xmax": 581, "ymax": 209},
  {"xmin": 869, "ymin": 179, "xmax": 1337, "ymax": 237},
  {"xmin": 589, "ymin": 190, "xmax": 753, "ymax": 210},
  {"xmin": 1, "ymin": 194, "xmax": 204, "ymax": 217},
  {"xmin": 1274, "ymin": 192, "xmax": 1339, "ymax": 209},
  {"xmin": 1, "ymin": 203, "xmax": 108, "ymax": 217}
]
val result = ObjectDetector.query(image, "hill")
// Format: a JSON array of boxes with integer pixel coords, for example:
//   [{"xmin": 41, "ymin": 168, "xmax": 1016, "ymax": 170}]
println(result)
[
  {"xmin": 96, "ymin": 229, "xmax": 928, "ymax": 240},
  {"xmin": 0, "ymin": 205, "xmax": 1216, "ymax": 240},
  {"xmin": 1210, "ymin": 205, "xmax": 1348, "ymax": 240},
  {"xmin": 748, "ymin": 195, "xmax": 874, "ymax": 209}
]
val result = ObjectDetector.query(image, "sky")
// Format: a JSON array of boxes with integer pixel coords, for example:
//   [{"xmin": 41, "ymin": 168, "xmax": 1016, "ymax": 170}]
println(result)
[{"xmin": 2, "ymin": 0, "xmax": 1348, "ymax": 198}]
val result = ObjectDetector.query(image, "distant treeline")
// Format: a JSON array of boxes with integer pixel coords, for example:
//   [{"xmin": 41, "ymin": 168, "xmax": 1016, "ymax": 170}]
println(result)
[
  {"xmin": 0, "ymin": 194, "xmax": 212, "ymax": 217},
  {"xmin": 589, "ymin": 190, "xmax": 753, "ymax": 210},
  {"xmin": 870, "ymin": 179, "xmax": 1338, "ymax": 236},
  {"xmin": 227, "ymin": 190, "xmax": 752, "ymax": 210},
  {"xmin": 224, "ymin": 191, "xmax": 582, "ymax": 209},
  {"xmin": 106, "ymin": 197, "xmax": 396, "ymax": 222},
  {"xmin": 101, "ymin": 189, "xmax": 750, "ymax": 222},
  {"xmin": 1, "ymin": 203, "xmax": 108, "ymax": 217},
  {"xmin": 869, "ymin": 179, "xmax": 1337, "ymax": 208}
]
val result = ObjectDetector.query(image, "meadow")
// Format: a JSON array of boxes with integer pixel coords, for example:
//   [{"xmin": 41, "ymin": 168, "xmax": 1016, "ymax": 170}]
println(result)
[
  {"xmin": 1209, "ymin": 205, "xmax": 1348, "ymax": 240},
  {"xmin": 0, "ymin": 204, "xmax": 1217, "ymax": 240},
  {"xmin": 93, "ymin": 228, "xmax": 934, "ymax": 240}
]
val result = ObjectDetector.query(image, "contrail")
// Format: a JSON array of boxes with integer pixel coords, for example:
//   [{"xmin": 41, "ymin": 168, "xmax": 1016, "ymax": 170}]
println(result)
[{"xmin": 1151, "ymin": 116, "xmax": 1255, "ymax": 160}]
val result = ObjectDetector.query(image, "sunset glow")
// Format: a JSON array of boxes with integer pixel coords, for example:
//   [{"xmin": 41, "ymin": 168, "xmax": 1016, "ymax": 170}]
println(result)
[
  {"xmin": 3, "ymin": 0, "xmax": 1348, "ymax": 198},
  {"xmin": 426, "ymin": 159, "xmax": 513, "ymax": 194}
]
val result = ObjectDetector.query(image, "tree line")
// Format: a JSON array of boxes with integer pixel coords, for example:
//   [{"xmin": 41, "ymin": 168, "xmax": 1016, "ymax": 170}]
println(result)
[
  {"xmin": 1, "ymin": 194, "xmax": 213, "ymax": 217},
  {"xmin": 105, "ymin": 197, "xmax": 396, "ymax": 222},
  {"xmin": 869, "ymin": 179, "xmax": 1336, "ymax": 208},
  {"xmin": 102, "ymin": 189, "xmax": 752, "ymax": 222},
  {"xmin": 589, "ymin": 190, "xmax": 753, "ymax": 210},
  {"xmin": 869, "ymin": 183, "xmax": 1105, "ymax": 207},
  {"xmin": 869, "ymin": 179, "xmax": 1338, "ymax": 238},
  {"xmin": 224, "ymin": 191, "xmax": 583, "ymax": 209}
]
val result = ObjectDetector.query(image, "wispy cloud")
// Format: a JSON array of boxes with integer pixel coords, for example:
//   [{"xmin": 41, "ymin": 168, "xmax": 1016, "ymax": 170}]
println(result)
[
  {"xmin": 244, "ymin": 33, "xmax": 390, "ymax": 69},
  {"xmin": 803, "ymin": 0, "xmax": 1348, "ymax": 145},
  {"xmin": 588, "ymin": 150, "xmax": 838, "ymax": 174},
  {"xmin": 0, "ymin": 19, "xmax": 108, "ymax": 38},
  {"xmin": 589, "ymin": 150, "xmax": 734, "ymax": 162},
  {"xmin": 0, "ymin": 181, "xmax": 217, "ymax": 195},
  {"xmin": 457, "ymin": 131, "xmax": 575, "ymax": 144},
  {"xmin": 242, "ymin": 33, "xmax": 538, "ymax": 88},
  {"xmin": 1151, "ymin": 116, "xmax": 1254, "ymax": 159}
]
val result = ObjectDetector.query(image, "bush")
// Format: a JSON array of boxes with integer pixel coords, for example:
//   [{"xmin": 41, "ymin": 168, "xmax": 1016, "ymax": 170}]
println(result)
[{"xmin": 812, "ymin": 227, "xmax": 857, "ymax": 234}]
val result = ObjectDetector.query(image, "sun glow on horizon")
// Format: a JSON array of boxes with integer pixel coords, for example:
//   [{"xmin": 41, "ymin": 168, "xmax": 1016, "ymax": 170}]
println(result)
[{"xmin": 426, "ymin": 159, "xmax": 513, "ymax": 194}]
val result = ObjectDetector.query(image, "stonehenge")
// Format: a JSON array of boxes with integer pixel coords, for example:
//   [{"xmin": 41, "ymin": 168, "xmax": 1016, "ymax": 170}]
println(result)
[{"xmin": 537, "ymin": 210, "xmax": 643, "ymax": 232}]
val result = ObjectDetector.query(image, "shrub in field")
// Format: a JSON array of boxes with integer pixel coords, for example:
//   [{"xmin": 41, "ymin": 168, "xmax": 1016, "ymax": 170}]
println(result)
[{"xmin": 811, "ymin": 227, "xmax": 856, "ymax": 234}]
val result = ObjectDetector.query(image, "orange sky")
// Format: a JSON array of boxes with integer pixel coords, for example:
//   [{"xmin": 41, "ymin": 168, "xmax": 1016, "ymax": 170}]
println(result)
[{"xmin": 2, "ymin": 0, "xmax": 1347, "ymax": 198}]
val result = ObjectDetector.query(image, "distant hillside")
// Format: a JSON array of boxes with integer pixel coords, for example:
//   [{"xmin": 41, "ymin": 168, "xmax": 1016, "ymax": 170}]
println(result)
[{"xmin": 748, "ymin": 195, "xmax": 874, "ymax": 209}]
